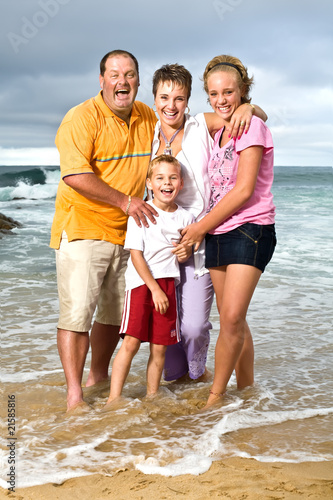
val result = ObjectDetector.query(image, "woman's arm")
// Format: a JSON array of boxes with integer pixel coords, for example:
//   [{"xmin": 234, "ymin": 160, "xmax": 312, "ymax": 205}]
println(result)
[
  {"xmin": 181, "ymin": 145, "xmax": 263, "ymax": 251},
  {"xmin": 204, "ymin": 103, "xmax": 267, "ymax": 140},
  {"xmin": 130, "ymin": 249, "xmax": 169, "ymax": 314}
]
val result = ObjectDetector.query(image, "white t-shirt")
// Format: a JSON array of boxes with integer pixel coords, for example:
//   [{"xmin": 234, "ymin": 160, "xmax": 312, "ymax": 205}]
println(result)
[
  {"xmin": 151, "ymin": 113, "xmax": 213, "ymax": 276},
  {"xmin": 124, "ymin": 200, "xmax": 194, "ymax": 291}
]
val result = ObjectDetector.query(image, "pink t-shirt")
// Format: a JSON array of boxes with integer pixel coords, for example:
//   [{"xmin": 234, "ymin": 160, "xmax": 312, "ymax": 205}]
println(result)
[{"xmin": 208, "ymin": 116, "xmax": 276, "ymax": 234}]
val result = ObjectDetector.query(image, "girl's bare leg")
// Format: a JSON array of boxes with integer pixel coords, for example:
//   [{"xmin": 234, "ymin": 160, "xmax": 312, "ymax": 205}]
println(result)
[
  {"xmin": 235, "ymin": 320, "xmax": 254, "ymax": 389},
  {"xmin": 206, "ymin": 264, "xmax": 261, "ymax": 407}
]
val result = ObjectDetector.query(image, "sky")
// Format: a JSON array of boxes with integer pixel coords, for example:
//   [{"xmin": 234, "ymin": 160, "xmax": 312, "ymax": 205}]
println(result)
[{"xmin": 0, "ymin": 0, "xmax": 332, "ymax": 167}]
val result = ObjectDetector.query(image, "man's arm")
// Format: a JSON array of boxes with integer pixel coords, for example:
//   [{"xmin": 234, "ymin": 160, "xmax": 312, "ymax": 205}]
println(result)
[
  {"xmin": 64, "ymin": 173, "xmax": 158, "ymax": 228},
  {"xmin": 130, "ymin": 249, "xmax": 169, "ymax": 314}
]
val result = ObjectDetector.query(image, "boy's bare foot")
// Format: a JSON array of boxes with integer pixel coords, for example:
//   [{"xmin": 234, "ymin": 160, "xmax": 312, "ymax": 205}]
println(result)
[
  {"xmin": 102, "ymin": 396, "xmax": 129, "ymax": 412},
  {"xmin": 144, "ymin": 391, "xmax": 159, "ymax": 400}
]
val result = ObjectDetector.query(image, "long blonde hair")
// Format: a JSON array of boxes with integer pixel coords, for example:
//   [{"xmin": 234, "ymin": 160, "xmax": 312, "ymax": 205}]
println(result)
[{"xmin": 203, "ymin": 55, "xmax": 254, "ymax": 104}]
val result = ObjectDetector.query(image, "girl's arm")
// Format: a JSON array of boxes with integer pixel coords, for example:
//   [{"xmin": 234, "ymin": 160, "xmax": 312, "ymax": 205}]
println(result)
[
  {"xmin": 181, "ymin": 145, "xmax": 263, "ymax": 251},
  {"xmin": 204, "ymin": 103, "xmax": 267, "ymax": 140},
  {"xmin": 130, "ymin": 249, "xmax": 169, "ymax": 314}
]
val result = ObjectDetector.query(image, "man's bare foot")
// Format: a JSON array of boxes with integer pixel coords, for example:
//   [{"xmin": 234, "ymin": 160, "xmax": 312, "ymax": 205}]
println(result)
[
  {"xmin": 66, "ymin": 399, "xmax": 90, "ymax": 413},
  {"xmin": 84, "ymin": 377, "xmax": 110, "ymax": 390},
  {"xmin": 85, "ymin": 373, "xmax": 109, "ymax": 388},
  {"xmin": 66, "ymin": 388, "xmax": 85, "ymax": 412}
]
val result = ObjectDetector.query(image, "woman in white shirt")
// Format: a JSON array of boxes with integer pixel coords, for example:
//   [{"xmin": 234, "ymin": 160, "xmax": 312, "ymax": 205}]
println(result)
[{"xmin": 151, "ymin": 64, "xmax": 267, "ymax": 383}]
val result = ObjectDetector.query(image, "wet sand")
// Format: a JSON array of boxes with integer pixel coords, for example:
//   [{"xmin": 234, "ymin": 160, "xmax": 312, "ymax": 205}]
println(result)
[{"xmin": 1, "ymin": 458, "xmax": 332, "ymax": 499}]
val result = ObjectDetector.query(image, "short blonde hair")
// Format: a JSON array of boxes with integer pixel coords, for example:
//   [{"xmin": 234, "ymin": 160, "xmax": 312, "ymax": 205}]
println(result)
[
  {"xmin": 203, "ymin": 54, "xmax": 254, "ymax": 104},
  {"xmin": 147, "ymin": 154, "xmax": 182, "ymax": 179}
]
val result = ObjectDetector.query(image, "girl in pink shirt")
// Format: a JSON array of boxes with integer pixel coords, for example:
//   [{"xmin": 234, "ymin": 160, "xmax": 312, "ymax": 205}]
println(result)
[{"xmin": 182, "ymin": 55, "xmax": 277, "ymax": 408}]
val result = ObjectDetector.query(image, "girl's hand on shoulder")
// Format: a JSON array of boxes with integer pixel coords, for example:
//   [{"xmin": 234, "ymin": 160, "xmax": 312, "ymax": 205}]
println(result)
[{"xmin": 226, "ymin": 103, "xmax": 254, "ymax": 140}]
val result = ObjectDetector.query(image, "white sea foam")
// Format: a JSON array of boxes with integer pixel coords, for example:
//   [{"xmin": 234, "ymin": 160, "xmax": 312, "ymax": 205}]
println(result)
[
  {"xmin": 213, "ymin": 407, "xmax": 333, "ymax": 435},
  {"xmin": 11, "ymin": 180, "xmax": 58, "ymax": 200},
  {"xmin": 0, "ymin": 369, "xmax": 63, "ymax": 383}
]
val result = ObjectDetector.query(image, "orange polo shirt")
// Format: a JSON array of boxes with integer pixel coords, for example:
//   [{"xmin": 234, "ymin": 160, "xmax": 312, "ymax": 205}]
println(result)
[{"xmin": 50, "ymin": 92, "xmax": 157, "ymax": 248}]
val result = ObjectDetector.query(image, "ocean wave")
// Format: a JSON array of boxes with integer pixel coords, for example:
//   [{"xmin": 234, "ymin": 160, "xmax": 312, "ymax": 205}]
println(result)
[
  {"xmin": 213, "ymin": 407, "xmax": 333, "ymax": 435},
  {"xmin": 0, "ymin": 167, "xmax": 60, "ymax": 201}
]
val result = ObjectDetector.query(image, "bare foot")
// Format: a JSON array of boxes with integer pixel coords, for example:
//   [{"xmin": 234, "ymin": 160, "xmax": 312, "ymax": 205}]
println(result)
[
  {"xmin": 84, "ymin": 378, "xmax": 110, "ymax": 394},
  {"xmin": 66, "ymin": 388, "xmax": 84, "ymax": 412},
  {"xmin": 102, "ymin": 396, "xmax": 128, "ymax": 412},
  {"xmin": 171, "ymin": 372, "xmax": 191, "ymax": 384},
  {"xmin": 144, "ymin": 391, "xmax": 159, "ymax": 400},
  {"xmin": 66, "ymin": 400, "xmax": 90, "ymax": 414},
  {"xmin": 171, "ymin": 367, "xmax": 213, "ymax": 384},
  {"xmin": 85, "ymin": 374, "xmax": 109, "ymax": 388},
  {"xmin": 195, "ymin": 368, "xmax": 213, "ymax": 383},
  {"xmin": 202, "ymin": 389, "xmax": 226, "ymax": 410}
]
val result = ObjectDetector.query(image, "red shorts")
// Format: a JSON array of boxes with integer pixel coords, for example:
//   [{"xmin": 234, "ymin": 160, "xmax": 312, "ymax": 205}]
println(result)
[{"xmin": 120, "ymin": 278, "xmax": 180, "ymax": 345}]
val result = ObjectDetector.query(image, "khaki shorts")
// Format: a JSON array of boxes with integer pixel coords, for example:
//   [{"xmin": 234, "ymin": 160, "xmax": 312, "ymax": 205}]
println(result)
[{"xmin": 56, "ymin": 233, "xmax": 129, "ymax": 332}]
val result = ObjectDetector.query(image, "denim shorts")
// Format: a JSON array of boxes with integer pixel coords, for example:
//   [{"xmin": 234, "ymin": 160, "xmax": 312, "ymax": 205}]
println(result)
[{"xmin": 205, "ymin": 223, "xmax": 277, "ymax": 273}]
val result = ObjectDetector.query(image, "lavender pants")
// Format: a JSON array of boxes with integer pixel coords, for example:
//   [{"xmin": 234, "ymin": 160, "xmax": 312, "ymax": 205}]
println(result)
[{"xmin": 163, "ymin": 255, "xmax": 214, "ymax": 381}]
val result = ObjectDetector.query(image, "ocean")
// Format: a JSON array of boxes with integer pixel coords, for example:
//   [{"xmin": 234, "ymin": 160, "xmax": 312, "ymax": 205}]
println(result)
[{"xmin": 0, "ymin": 165, "xmax": 332, "ymax": 488}]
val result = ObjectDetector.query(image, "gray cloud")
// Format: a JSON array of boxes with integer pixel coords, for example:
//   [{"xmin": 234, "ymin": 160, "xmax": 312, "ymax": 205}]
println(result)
[{"xmin": 0, "ymin": 0, "xmax": 332, "ymax": 165}]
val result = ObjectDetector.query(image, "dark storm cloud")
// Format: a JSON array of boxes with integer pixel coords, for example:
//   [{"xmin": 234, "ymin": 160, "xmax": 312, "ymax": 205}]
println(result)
[{"xmin": 0, "ymin": 0, "xmax": 332, "ymax": 165}]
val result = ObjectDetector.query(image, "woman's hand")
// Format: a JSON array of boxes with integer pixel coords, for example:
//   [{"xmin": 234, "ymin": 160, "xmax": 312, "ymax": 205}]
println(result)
[
  {"xmin": 180, "ymin": 222, "xmax": 206, "ymax": 252},
  {"xmin": 226, "ymin": 103, "xmax": 254, "ymax": 139}
]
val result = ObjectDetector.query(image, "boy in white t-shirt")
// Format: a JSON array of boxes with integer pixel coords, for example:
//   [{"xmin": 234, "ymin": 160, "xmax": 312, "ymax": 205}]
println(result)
[{"xmin": 106, "ymin": 155, "xmax": 194, "ymax": 403}]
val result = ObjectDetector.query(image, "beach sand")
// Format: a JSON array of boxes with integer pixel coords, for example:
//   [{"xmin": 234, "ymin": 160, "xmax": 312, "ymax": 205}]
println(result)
[{"xmin": 1, "ymin": 458, "xmax": 332, "ymax": 500}]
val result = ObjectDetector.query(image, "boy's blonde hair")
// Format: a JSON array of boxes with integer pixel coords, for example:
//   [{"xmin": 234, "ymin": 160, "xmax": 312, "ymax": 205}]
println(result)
[{"xmin": 147, "ymin": 154, "xmax": 182, "ymax": 179}]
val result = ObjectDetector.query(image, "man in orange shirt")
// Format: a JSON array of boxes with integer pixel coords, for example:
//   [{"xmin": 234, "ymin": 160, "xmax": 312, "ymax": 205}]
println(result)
[{"xmin": 50, "ymin": 50, "xmax": 158, "ymax": 411}]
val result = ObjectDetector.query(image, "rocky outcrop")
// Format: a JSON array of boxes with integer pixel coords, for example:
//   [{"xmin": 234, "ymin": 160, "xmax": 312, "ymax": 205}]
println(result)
[{"xmin": 0, "ymin": 213, "xmax": 22, "ymax": 237}]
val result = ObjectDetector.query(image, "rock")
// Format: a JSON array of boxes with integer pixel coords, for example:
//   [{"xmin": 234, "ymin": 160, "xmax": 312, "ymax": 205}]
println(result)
[{"xmin": 0, "ymin": 212, "xmax": 22, "ymax": 237}]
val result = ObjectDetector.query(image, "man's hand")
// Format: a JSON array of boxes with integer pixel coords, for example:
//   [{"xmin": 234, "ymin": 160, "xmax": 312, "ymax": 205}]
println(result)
[
  {"xmin": 63, "ymin": 174, "xmax": 158, "ymax": 228},
  {"xmin": 124, "ymin": 197, "xmax": 158, "ymax": 228}
]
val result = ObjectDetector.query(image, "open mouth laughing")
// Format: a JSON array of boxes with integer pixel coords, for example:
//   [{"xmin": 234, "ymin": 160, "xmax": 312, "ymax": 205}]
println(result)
[
  {"xmin": 160, "ymin": 188, "xmax": 174, "ymax": 196},
  {"xmin": 115, "ymin": 88, "xmax": 130, "ymax": 97}
]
